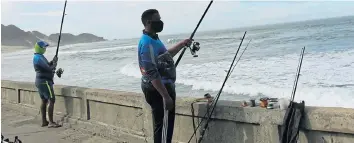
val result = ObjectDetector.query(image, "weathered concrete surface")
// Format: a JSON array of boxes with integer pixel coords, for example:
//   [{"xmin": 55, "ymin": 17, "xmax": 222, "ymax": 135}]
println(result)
[
  {"xmin": 1, "ymin": 105, "xmax": 121, "ymax": 143},
  {"xmin": 2, "ymin": 80, "xmax": 354, "ymax": 143}
]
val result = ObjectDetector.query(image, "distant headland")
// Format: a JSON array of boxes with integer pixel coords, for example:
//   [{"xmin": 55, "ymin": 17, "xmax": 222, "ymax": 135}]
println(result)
[{"xmin": 1, "ymin": 24, "xmax": 107, "ymax": 49}]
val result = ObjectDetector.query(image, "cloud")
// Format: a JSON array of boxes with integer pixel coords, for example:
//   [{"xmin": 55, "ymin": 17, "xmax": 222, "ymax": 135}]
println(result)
[
  {"xmin": 1, "ymin": 1, "xmax": 354, "ymax": 40},
  {"xmin": 20, "ymin": 11, "xmax": 63, "ymax": 16},
  {"xmin": 1, "ymin": 1, "xmax": 13, "ymax": 14},
  {"xmin": 1, "ymin": 1, "xmax": 17, "ymax": 22}
]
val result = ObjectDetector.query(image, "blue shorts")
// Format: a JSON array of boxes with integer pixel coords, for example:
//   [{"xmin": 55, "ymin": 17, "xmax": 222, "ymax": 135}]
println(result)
[{"xmin": 35, "ymin": 81, "xmax": 55, "ymax": 101}]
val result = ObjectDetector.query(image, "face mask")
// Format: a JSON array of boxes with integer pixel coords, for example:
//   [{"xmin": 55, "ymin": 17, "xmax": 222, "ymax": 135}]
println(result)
[
  {"xmin": 34, "ymin": 43, "xmax": 46, "ymax": 54},
  {"xmin": 150, "ymin": 20, "xmax": 164, "ymax": 33}
]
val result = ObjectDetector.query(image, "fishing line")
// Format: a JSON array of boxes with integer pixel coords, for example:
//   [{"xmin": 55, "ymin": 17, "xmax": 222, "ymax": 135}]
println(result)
[{"xmin": 228, "ymin": 39, "xmax": 252, "ymax": 76}]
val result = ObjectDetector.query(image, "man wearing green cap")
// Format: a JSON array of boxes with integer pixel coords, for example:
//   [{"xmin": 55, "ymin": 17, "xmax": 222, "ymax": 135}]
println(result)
[{"xmin": 33, "ymin": 40, "xmax": 61, "ymax": 128}]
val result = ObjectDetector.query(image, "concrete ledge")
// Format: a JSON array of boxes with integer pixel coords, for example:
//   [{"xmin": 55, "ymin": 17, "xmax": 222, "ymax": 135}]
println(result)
[
  {"xmin": 85, "ymin": 88, "xmax": 143, "ymax": 108},
  {"xmin": 1, "ymin": 102, "xmax": 144, "ymax": 143},
  {"xmin": 2, "ymin": 80, "xmax": 354, "ymax": 143}
]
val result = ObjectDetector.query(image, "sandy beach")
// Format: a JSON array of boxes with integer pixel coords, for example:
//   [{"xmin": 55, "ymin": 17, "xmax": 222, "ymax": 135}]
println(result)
[{"xmin": 1, "ymin": 45, "xmax": 28, "ymax": 54}]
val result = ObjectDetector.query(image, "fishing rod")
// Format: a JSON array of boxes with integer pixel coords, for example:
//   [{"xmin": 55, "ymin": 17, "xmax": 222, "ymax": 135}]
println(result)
[
  {"xmin": 290, "ymin": 46, "xmax": 305, "ymax": 102},
  {"xmin": 163, "ymin": 1, "xmax": 213, "ymax": 142},
  {"xmin": 196, "ymin": 31, "xmax": 247, "ymax": 143},
  {"xmin": 164, "ymin": 2, "xmax": 213, "ymax": 140},
  {"xmin": 280, "ymin": 46, "xmax": 305, "ymax": 143},
  {"xmin": 186, "ymin": 31, "xmax": 247, "ymax": 143},
  {"xmin": 55, "ymin": 0, "xmax": 67, "ymax": 57},
  {"xmin": 187, "ymin": 35, "xmax": 250, "ymax": 143},
  {"xmin": 54, "ymin": 0, "xmax": 67, "ymax": 78},
  {"xmin": 174, "ymin": 0, "xmax": 214, "ymax": 67}
]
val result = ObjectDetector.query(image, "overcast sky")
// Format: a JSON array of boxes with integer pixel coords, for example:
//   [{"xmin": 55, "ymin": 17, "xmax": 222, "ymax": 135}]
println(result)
[{"xmin": 2, "ymin": 0, "xmax": 354, "ymax": 40}]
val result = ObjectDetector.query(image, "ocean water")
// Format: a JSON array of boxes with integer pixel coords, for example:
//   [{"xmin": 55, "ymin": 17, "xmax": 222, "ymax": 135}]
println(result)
[{"xmin": 2, "ymin": 16, "xmax": 354, "ymax": 108}]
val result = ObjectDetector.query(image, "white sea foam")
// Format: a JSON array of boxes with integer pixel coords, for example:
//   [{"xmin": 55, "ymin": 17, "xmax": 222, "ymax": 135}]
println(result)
[
  {"xmin": 58, "ymin": 45, "xmax": 135, "ymax": 55},
  {"xmin": 3, "ymin": 16, "xmax": 354, "ymax": 108},
  {"xmin": 120, "ymin": 49, "xmax": 354, "ymax": 108},
  {"xmin": 2, "ymin": 45, "xmax": 136, "ymax": 60}
]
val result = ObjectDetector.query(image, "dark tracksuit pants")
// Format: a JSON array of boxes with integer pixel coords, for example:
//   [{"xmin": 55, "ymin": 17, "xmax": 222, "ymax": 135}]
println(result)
[{"xmin": 141, "ymin": 82, "xmax": 176, "ymax": 143}]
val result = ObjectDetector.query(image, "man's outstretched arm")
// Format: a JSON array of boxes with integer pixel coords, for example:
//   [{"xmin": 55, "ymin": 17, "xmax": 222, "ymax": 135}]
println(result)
[{"xmin": 167, "ymin": 39, "xmax": 192, "ymax": 57}]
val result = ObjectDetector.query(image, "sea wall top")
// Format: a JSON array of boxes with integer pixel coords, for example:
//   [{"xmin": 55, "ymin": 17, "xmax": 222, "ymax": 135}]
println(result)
[
  {"xmin": 2, "ymin": 80, "xmax": 353, "ymax": 134},
  {"xmin": 2, "ymin": 80, "xmax": 354, "ymax": 143}
]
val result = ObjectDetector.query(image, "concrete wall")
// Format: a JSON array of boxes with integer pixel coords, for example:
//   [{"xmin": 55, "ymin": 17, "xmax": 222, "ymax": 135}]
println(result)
[{"xmin": 2, "ymin": 80, "xmax": 354, "ymax": 143}]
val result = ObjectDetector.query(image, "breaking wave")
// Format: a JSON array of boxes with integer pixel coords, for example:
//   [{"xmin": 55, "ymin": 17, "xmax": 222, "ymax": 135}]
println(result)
[{"xmin": 120, "ymin": 49, "xmax": 354, "ymax": 108}]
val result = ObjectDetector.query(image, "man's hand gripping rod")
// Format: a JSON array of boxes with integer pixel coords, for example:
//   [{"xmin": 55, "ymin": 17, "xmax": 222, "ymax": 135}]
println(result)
[{"xmin": 174, "ymin": 0, "xmax": 214, "ymax": 67}]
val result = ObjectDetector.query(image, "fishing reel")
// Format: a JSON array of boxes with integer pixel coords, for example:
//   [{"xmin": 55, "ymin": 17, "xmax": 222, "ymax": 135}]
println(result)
[
  {"xmin": 189, "ymin": 41, "xmax": 200, "ymax": 57},
  {"xmin": 56, "ymin": 68, "xmax": 64, "ymax": 78}
]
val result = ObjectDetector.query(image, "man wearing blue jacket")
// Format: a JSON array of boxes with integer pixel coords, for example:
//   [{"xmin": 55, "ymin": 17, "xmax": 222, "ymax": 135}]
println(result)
[
  {"xmin": 138, "ymin": 9, "xmax": 192, "ymax": 143},
  {"xmin": 33, "ymin": 41, "xmax": 61, "ymax": 128}
]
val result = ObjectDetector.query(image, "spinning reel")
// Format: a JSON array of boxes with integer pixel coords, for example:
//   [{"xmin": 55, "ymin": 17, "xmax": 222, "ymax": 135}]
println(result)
[
  {"xmin": 56, "ymin": 68, "xmax": 64, "ymax": 78},
  {"xmin": 188, "ymin": 41, "xmax": 201, "ymax": 57}
]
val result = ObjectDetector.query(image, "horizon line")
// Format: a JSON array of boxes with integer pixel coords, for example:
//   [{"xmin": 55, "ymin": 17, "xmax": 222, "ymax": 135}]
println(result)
[{"xmin": 2, "ymin": 14, "xmax": 353, "ymax": 41}]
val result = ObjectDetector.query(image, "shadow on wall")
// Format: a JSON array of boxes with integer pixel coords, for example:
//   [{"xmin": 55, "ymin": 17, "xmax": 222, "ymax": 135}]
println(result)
[
  {"xmin": 300, "ymin": 108, "xmax": 353, "ymax": 143},
  {"xmin": 203, "ymin": 107, "xmax": 253, "ymax": 142},
  {"xmin": 192, "ymin": 101, "xmax": 257, "ymax": 143},
  {"xmin": 59, "ymin": 86, "xmax": 77, "ymax": 123}
]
